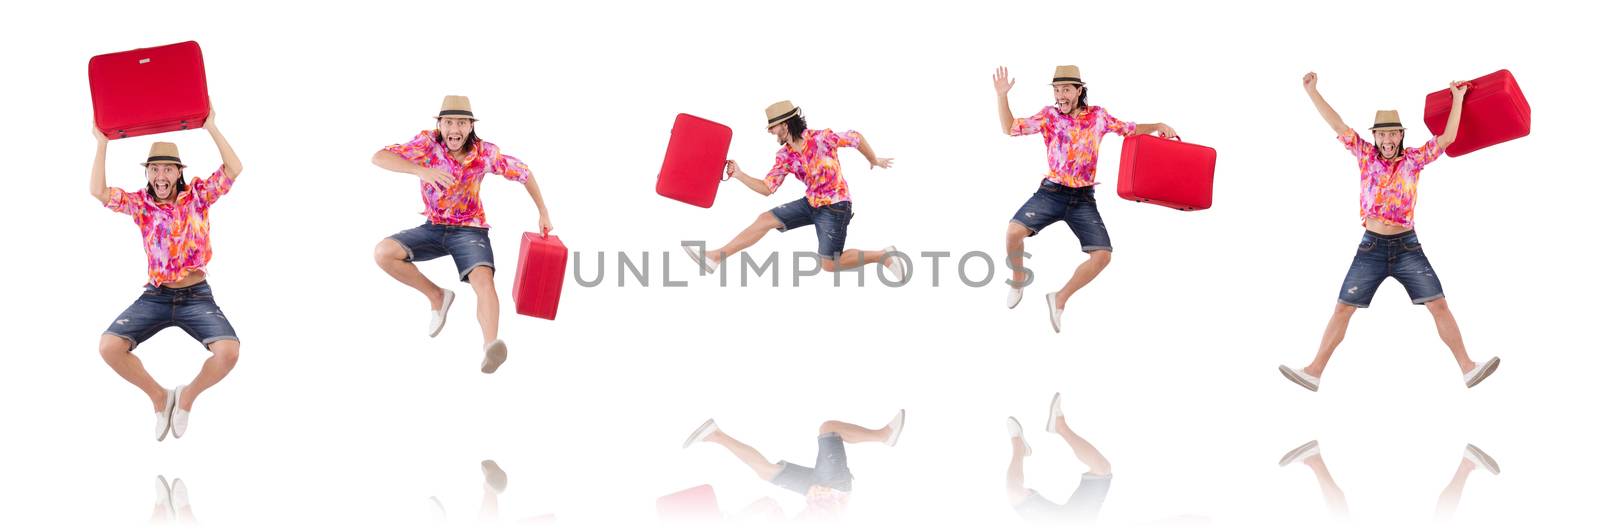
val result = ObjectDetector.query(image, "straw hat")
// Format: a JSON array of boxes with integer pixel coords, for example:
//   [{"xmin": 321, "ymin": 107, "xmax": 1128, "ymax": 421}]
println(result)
[
  {"xmin": 765, "ymin": 100, "xmax": 800, "ymax": 127},
  {"xmin": 435, "ymin": 95, "xmax": 477, "ymax": 121},
  {"xmin": 141, "ymin": 142, "xmax": 185, "ymax": 168},
  {"xmin": 1370, "ymin": 110, "xmax": 1405, "ymax": 131},
  {"xmin": 1050, "ymin": 65, "xmax": 1085, "ymax": 86}
]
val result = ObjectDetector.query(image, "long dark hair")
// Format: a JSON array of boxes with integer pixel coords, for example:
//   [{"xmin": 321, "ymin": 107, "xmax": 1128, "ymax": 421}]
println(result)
[
  {"xmin": 434, "ymin": 122, "xmax": 481, "ymax": 152},
  {"xmin": 785, "ymin": 114, "xmax": 808, "ymax": 138}
]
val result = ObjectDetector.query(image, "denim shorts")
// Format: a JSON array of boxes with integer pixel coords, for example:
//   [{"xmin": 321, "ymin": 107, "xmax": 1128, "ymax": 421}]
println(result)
[
  {"xmin": 770, "ymin": 198, "xmax": 853, "ymax": 259},
  {"xmin": 1336, "ymin": 230, "xmax": 1446, "ymax": 308},
  {"xmin": 103, "ymin": 281, "xmax": 239, "ymax": 351},
  {"xmin": 388, "ymin": 222, "xmax": 496, "ymax": 282},
  {"xmin": 1013, "ymin": 473, "xmax": 1112, "ymax": 523},
  {"xmin": 769, "ymin": 433, "xmax": 853, "ymax": 495},
  {"xmin": 1010, "ymin": 180, "xmax": 1113, "ymax": 253}
]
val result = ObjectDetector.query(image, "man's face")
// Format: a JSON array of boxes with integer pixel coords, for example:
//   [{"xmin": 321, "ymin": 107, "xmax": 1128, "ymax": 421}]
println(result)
[
  {"xmin": 438, "ymin": 117, "xmax": 475, "ymax": 152},
  {"xmin": 769, "ymin": 122, "xmax": 792, "ymax": 144},
  {"xmin": 146, "ymin": 163, "xmax": 181, "ymax": 201},
  {"xmin": 1374, "ymin": 129, "xmax": 1404, "ymax": 159},
  {"xmin": 1053, "ymin": 83, "xmax": 1083, "ymax": 112}
]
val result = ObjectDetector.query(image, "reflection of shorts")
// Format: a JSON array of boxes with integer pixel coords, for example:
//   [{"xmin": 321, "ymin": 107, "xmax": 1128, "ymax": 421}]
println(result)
[
  {"xmin": 103, "ymin": 281, "xmax": 239, "ymax": 351},
  {"xmin": 1335, "ymin": 230, "xmax": 1445, "ymax": 308},
  {"xmin": 769, "ymin": 433, "xmax": 853, "ymax": 494},
  {"xmin": 1013, "ymin": 473, "xmax": 1112, "ymax": 523},
  {"xmin": 770, "ymin": 198, "xmax": 854, "ymax": 259},
  {"xmin": 1010, "ymin": 180, "xmax": 1112, "ymax": 253},
  {"xmin": 387, "ymin": 222, "xmax": 495, "ymax": 282}
]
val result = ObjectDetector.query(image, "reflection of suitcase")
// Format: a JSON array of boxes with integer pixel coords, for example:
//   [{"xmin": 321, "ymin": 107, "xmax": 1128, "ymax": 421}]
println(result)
[
  {"xmin": 656, "ymin": 114, "xmax": 733, "ymax": 208},
  {"xmin": 1424, "ymin": 70, "xmax": 1531, "ymax": 157},
  {"xmin": 89, "ymin": 41, "xmax": 210, "ymax": 139},
  {"xmin": 511, "ymin": 231, "xmax": 567, "ymax": 320},
  {"xmin": 1116, "ymin": 135, "xmax": 1217, "ymax": 211},
  {"xmin": 657, "ymin": 484, "xmax": 721, "ymax": 521}
]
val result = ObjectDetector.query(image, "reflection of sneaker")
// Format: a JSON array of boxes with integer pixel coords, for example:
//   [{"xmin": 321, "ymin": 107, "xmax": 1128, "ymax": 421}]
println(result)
[
  {"xmin": 1278, "ymin": 440, "xmax": 1321, "ymax": 467},
  {"xmin": 1279, "ymin": 365, "xmax": 1321, "ymax": 392},
  {"xmin": 1463, "ymin": 444, "xmax": 1501, "ymax": 475},
  {"xmin": 481, "ymin": 340, "xmax": 509, "ymax": 374},
  {"xmin": 884, "ymin": 409, "xmax": 906, "ymax": 447},
  {"xmin": 154, "ymin": 475, "xmax": 173, "ymax": 514},
  {"xmin": 1464, "ymin": 357, "xmax": 1501, "ymax": 388},
  {"xmin": 1045, "ymin": 293, "xmax": 1063, "ymax": 333},
  {"xmin": 171, "ymin": 385, "xmax": 190, "ymax": 439},
  {"xmin": 170, "ymin": 478, "xmax": 190, "ymax": 512},
  {"xmin": 1007, "ymin": 416, "xmax": 1031, "ymax": 456},
  {"xmin": 155, "ymin": 388, "xmax": 177, "ymax": 441},
  {"xmin": 883, "ymin": 246, "xmax": 907, "ymax": 282},
  {"xmin": 429, "ymin": 290, "xmax": 455, "ymax": 338},
  {"xmin": 481, "ymin": 460, "xmax": 508, "ymax": 493},
  {"xmin": 427, "ymin": 496, "xmax": 447, "ymax": 521},
  {"xmin": 683, "ymin": 244, "xmax": 720, "ymax": 274},
  {"xmin": 1006, "ymin": 287, "xmax": 1024, "ymax": 309},
  {"xmin": 1045, "ymin": 392, "xmax": 1064, "ymax": 434},
  {"xmin": 682, "ymin": 419, "xmax": 719, "ymax": 448}
]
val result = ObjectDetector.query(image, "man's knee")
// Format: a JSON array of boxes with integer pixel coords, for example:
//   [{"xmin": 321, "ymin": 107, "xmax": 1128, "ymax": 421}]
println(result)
[
  {"xmin": 467, "ymin": 266, "xmax": 496, "ymax": 289},
  {"xmin": 818, "ymin": 420, "xmax": 845, "ymax": 435},
  {"xmin": 374, "ymin": 239, "xmax": 406, "ymax": 265},
  {"xmin": 98, "ymin": 335, "xmax": 130, "ymax": 361},
  {"xmin": 1333, "ymin": 302, "xmax": 1359, "ymax": 317},
  {"xmin": 1087, "ymin": 250, "xmax": 1111, "ymax": 267},
  {"xmin": 1007, "ymin": 222, "xmax": 1030, "ymax": 240},
  {"xmin": 819, "ymin": 259, "xmax": 839, "ymax": 273},
  {"xmin": 1425, "ymin": 297, "xmax": 1450, "ymax": 313},
  {"xmin": 208, "ymin": 340, "xmax": 241, "ymax": 367}
]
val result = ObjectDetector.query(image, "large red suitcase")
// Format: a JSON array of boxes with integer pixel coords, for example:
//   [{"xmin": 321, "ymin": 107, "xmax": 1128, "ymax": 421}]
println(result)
[
  {"xmin": 1116, "ymin": 135, "xmax": 1216, "ymax": 211},
  {"xmin": 512, "ymin": 231, "xmax": 567, "ymax": 320},
  {"xmin": 657, "ymin": 484, "xmax": 721, "ymax": 521},
  {"xmin": 656, "ymin": 113, "xmax": 733, "ymax": 208},
  {"xmin": 1424, "ymin": 69, "xmax": 1530, "ymax": 157},
  {"xmin": 89, "ymin": 41, "xmax": 210, "ymax": 139}
]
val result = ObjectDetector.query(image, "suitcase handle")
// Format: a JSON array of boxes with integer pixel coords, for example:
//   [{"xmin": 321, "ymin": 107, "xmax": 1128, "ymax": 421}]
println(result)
[{"xmin": 540, "ymin": 226, "xmax": 552, "ymax": 239}]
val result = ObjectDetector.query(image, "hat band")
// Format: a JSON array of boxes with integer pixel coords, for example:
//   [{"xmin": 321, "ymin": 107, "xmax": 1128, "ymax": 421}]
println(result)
[
  {"xmin": 1052, "ymin": 76, "xmax": 1082, "ymax": 84},
  {"xmin": 1371, "ymin": 122, "xmax": 1404, "ymax": 129},
  {"xmin": 438, "ymin": 110, "xmax": 475, "ymax": 118},
  {"xmin": 146, "ymin": 156, "xmax": 182, "ymax": 164},
  {"xmin": 767, "ymin": 108, "xmax": 799, "ymax": 125}
]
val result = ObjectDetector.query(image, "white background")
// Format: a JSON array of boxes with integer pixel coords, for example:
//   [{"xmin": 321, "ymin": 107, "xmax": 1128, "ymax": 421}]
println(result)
[{"xmin": 3, "ymin": 1, "xmax": 1594, "ymax": 527}]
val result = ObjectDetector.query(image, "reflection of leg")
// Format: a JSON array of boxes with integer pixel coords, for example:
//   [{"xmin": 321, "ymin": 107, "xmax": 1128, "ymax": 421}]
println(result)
[
  {"xmin": 467, "ymin": 267, "xmax": 499, "ymax": 345},
  {"xmin": 100, "ymin": 335, "xmax": 167, "ymax": 411},
  {"xmin": 1436, "ymin": 444, "xmax": 1499, "ymax": 521},
  {"xmin": 1006, "ymin": 434, "xmax": 1030, "ymax": 505},
  {"xmin": 1306, "ymin": 302, "xmax": 1358, "ymax": 377},
  {"xmin": 150, "ymin": 476, "xmax": 173, "ymax": 524},
  {"xmin": 1424, "ymin": 299, "xmax": 1475, "ymax": 374},
  {"xmin": 480, "ymin": 460, "xmax": 507, "ymax": 522},
  {"xmin": 1052, "ymin": 251, "xmax": 1110, "ymax": 311},
  {"xmin": 180, "ymin": 340, "xmax": 240, "ymax": 411},
  {"xmin": 1303, "ymin": 454, "xmax": 1350, "ymax": 519},
  {"xmin": 170, "ymin": 478, "xmax": 194, "ymax": 525},
  {"xmin": 818, "ymin": 411, "xmax": 900, "ymax": 444},
  {"xmin": 1051, "ymin": 414, "xmax": 1111, "ymax": 476},
  {"xmin": 705, "ymin": 429, "xmax": 783, "ymax": 482}
]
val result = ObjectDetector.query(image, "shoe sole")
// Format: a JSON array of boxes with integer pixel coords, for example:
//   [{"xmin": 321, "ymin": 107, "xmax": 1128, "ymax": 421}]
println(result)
[
  {"xmin": 1045, "ymin": 294, "xmax": 1061, "ymax": 333},
  {"xmin": 1278, "ymin": 440, "xmax": 1320, "ymax": 467},
  {"xmin": 1466, "ymin": 357, "xmax": 1501, "ymax": 388},
  {"xmin": 171, "ymin": 385, "xmax": 188, "ymax": 439},
  {"xmin": 156, "ymin": 389, "xmax": 176, "ymax": 441},
  {"xmin": 481, "ymin": 341, "xmax": 508, "ymax": 374},
  {"xmin": 683, "ymin": 419, "xmax": 716, "ymax": 448},
  {"xmin": 1278, "ymin": 365, "xmax": 1319, "ymax": 392},
  {"xmin": 884, "ymin": 410, "xmax": 906, "ymax": 447},
  {"xmin": 430, "ymin": 291, "xmax": 455, "ymax": 338},
  {"xmin": 1045, "ymin": 392, "xmax": 1062, "ymax": 433},
  {"xmin": 1464, "ymin": 443, "xmax": 1501, "ymax": 475},
  {"xmin": 683, "ymin": 245, "xmax": 715, "ymax": 275}
]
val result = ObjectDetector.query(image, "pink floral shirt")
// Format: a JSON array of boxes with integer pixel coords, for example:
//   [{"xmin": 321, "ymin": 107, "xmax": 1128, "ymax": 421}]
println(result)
[
  {"xmin": 1339, "ymin": 128, "xmax": 1442, "ymax": 229},
  {"xmin": 765, "ymin": 128, "xmax": 862, "ymax": 207},
  {"xmin": 384, "ymin": 130, "xmax": 531, "ymax": 228},
  {"xmin": 105, "ymin": 165, "xmax": 234, "ymax": 287},
  {"xmin": 1010, "ymin": 106, "xmax": 1137, "ymax": 188}
]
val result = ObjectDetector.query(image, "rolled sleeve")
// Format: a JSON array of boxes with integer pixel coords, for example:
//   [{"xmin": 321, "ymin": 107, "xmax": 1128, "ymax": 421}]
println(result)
[
  {"xmin": 104, "ymin": 188, "xmax": 143, "ymax": 216},
  {"xmin": 385, "ymin": 131, "xmax": 440, "ymax": 166},
  {"xmin": 484, "ymin": 143, "xmax": 531, "ymax": 183},
  {"xmin": 1101, "ymin": 109, "xmax": 1137, "ymax": 136},
  {"xmin": 764, "ymin": 152, "xmax": 790, "ymax": 191},
  {"xmin": 1415, "ymin": 137, "xmax": 1442, "ymax": 165},
  {"xmin": 1339, "ymin": 128, "xmax": 1373, "ymax": 158},
  {"xmin": 189, "ymin": 165, "xmax": 235, "ymax": 207},
  {"xmin": 1009, "ymin": 108, "xmax": 1051, "ymax": 136}
]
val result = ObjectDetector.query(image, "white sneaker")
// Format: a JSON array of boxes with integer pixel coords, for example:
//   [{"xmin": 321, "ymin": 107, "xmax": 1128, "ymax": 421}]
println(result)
[
  {"xmin": 1007, "ymin": 416, "xmax": 1032, "ymax": 456},
  {"xmin": 682, "ymin": 419, "xmax": 719, "ymax": 448},
  {"xmin": 884, "ymin": 409, "xmax": 906, "ymax": 447},
  {"xmin": 1463, "ymin": 443, "xmax": 1501, "ymax": 475},
  {"xmin": 1464, "ymin": 357, "xmax": 1501, "ymax": 388},
  {"xmin": 1006, "ymin": 286, "xmax": 1024, "ymax": 309},
  {"xmin": 169, "ymin": 478, "xmax": 190, "ymax": 512},
  {"xmin": 1045, "ymin": 392, "xmax": 1064, "ymax": 434},
  {"xmin": 481, "ymin": 339, "xmax": 509, "ymax": 374},
  {"xmin": 482, "ymin": 460, "xmax": 509, "ymax": 493},
  {"xmin": 1278, "ymin": 365, "xmax": 1321, "ymax": 392},
  {"xmin": 683, "ymin": 244, "xmax": 720, "ymax": 274},
  {"xmin": 155, "ymin": 387, "xmax": 177, "ymax": 441},
  {"xmin": 1045, "ymin": 293, "xmax": 1064, "ymax": 333},
  {"xmin": 883, "ymin": 246, "xmax": 906, "ymax": 282},
  {"xmin": 429, "ymin": 289, "xmax": 456, "ymax": 338},
  {"xmin": 1278, "ymin": 440, "xmax": 1321, "ymax": 467},
  {"xmin": 170, "ymin": 385, "xmax": 190, "ymax": 439}
]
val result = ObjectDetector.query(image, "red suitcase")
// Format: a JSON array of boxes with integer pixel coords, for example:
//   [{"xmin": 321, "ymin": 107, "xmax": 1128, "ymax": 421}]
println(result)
[
  {"xmin": 657, "ymin": 484, "xmax": 721, "ymax": 521},
  {"xmin": 656, "ymin": 113, "xmax": 733, "ymax": 208},
  {"xmin": 512, "ymin": 230, "xmax": 567, "ymax": 320},
  {"xmin": 89, "ymin": 41, "xmax": 210, "ymax": 139},
  {"xmin": 1424, "ymin": 69, "xmax": 1530, "ymax": 157},
  {"xmin": 1116, "ymin": 135, "xmax": 1217, "ymax": 211}
]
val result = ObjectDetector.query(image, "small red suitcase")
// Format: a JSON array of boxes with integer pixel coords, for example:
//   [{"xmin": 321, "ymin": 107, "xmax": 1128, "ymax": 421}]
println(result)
[
  {"xmin": 657, "ymin": 484, "xmax": 721, "ymax": 521},
  {"xmin": 1116, "ymin": 134, "xmax": 1217, "ymax": 211},
  {"xmin": 511, "ymin": 230, "xmax": 567, "ymax": 320},
  {"xmin": 1424, "ymin": 69, "xmax": 1530, "ymax": 157},
  {"xmin": 656, "ymin": 113, "xmax": 733, "ymax": 208},
  {"xmin": 89, "ymin": 41, "xmax": 210, "ymax": 139}
]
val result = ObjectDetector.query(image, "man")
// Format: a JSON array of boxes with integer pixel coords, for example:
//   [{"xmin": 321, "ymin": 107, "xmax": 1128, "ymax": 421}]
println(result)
[
  {"xmin": 681, "ymin": 410, "xmax": 905, "ymax": 521},
  {"xmin": 994, "ymin": 65, "xmax": 1178, "ymax": 333},
  {"xmin": 1005, "ymin": 393, "xmax": 1113, "ymax": 524},
  {"xmin": 372, "ymin": 96, "xmax": 552, "ymax": 374},
  {"xmin": 685, "ymin": 100, "xmax": 907, "ymax": 281},
  {"xmin": 91, "ymin": 109, "xmax": 243, "ymax": 441},
  {"xmin": 1277, "ymin": 439, "xmax": 1499, "ymax": 522},
  {"xmin": 1279, "ymin": 73, "xmax": 1499, "ymax": 392}
]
